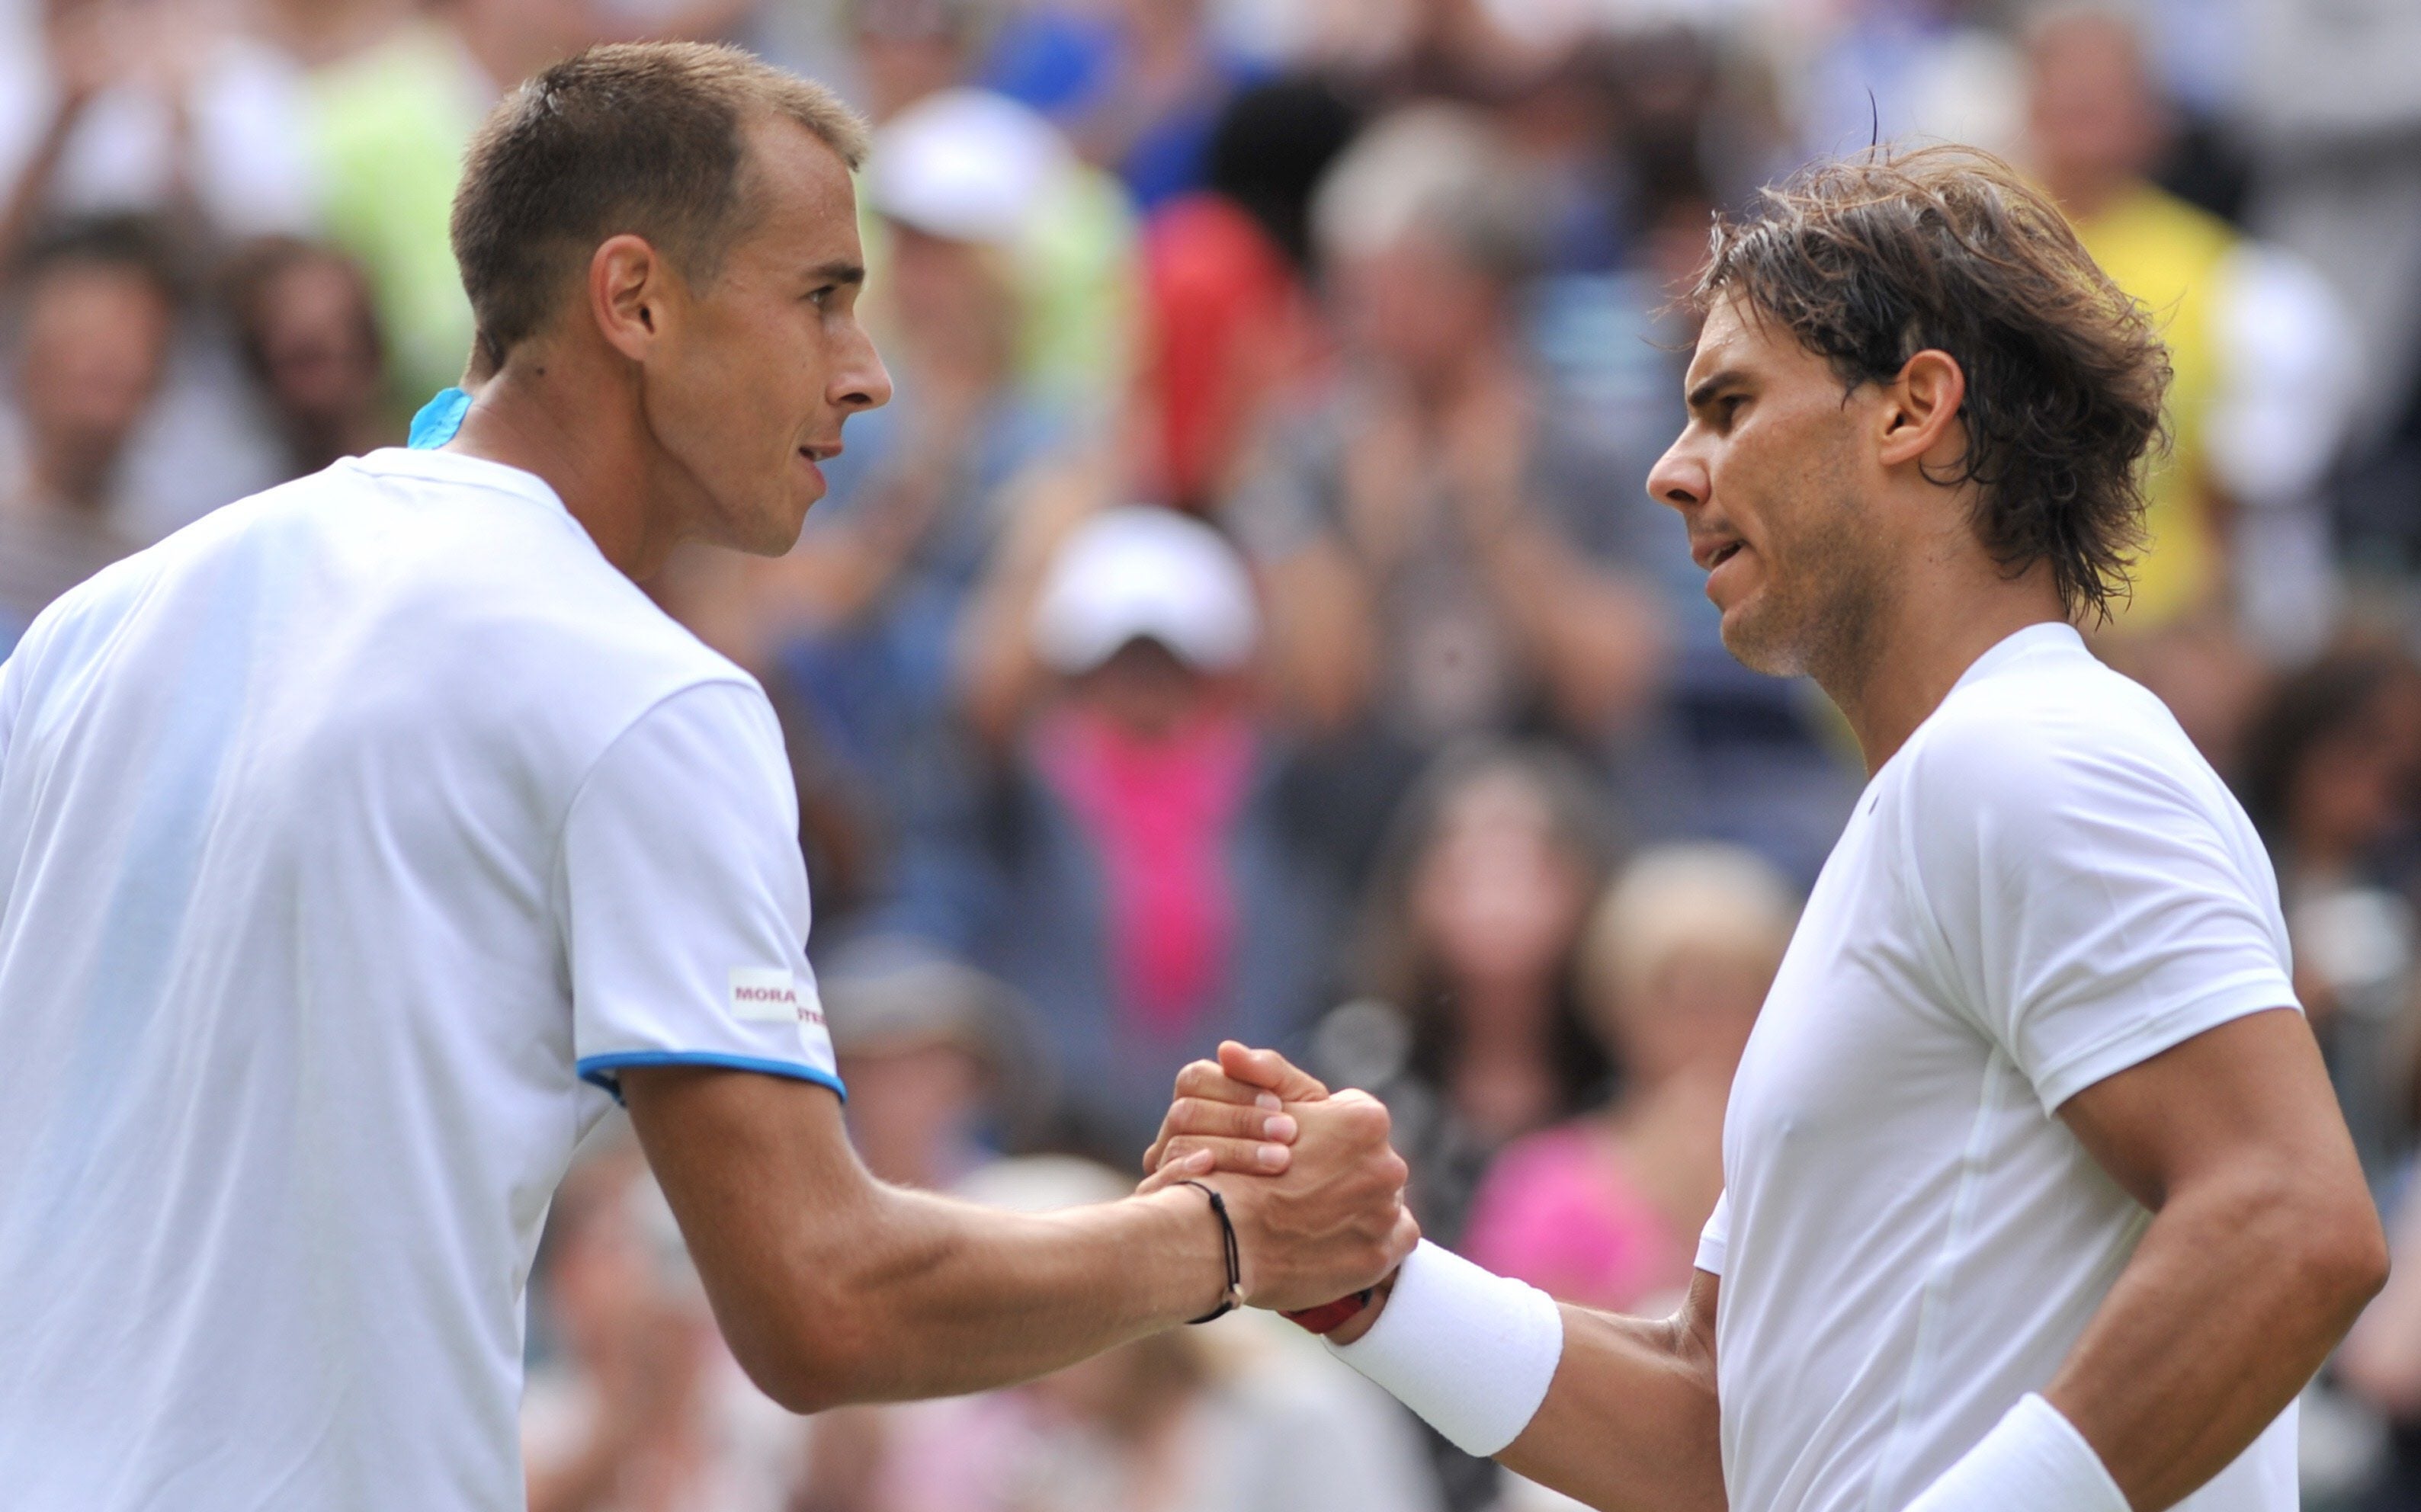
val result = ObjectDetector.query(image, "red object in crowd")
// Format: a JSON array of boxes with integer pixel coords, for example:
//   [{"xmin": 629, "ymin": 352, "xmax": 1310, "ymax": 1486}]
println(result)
[{"xmin": 1140, "ymin": 194, "xmax": 1325, "ymax": 512}]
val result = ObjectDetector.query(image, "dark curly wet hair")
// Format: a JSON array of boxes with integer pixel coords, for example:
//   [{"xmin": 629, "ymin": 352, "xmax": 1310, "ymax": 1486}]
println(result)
[{"xmin": 1688, "ymin": 144, "xmax": 2170, "ymax": 623}]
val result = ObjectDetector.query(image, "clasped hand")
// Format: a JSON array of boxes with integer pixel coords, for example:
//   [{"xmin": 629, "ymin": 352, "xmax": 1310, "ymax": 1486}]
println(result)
[{"xmin": 1140, "ymin": 1041, "xmax": 1414, "ymax": 1316}]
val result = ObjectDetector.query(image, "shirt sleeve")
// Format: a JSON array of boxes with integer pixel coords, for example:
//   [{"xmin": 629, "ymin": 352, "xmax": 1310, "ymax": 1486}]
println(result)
[
  {"xmin": 556, "ymin": 680, "xmax": 841, "ymax": 1103},
  {"xmin": 1695, "ymin": 1192, "xmax": 1728, "ymax": 1277},
  {"xmin": 1906, "ymin": 710, "xmax": 2298, "ymax": 1114}
]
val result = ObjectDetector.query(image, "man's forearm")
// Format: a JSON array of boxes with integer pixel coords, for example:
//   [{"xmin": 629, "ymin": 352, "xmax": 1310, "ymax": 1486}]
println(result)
[
  {"xmin": 790, "ymin": 1180, "xmax": 1233, "ymax": 1405},
  {"xmin": 625, "ymin": 1066, "xmax": 1234, "ymax": 1414},
  {"xmin": 2039, "ymin": 1168, "xmax": 2384, "ymax": 1510},
  {"xmin": 1496, "ymin": 1296, "xmax": 1727, "ymax": 1512},
  {"xmin": 1328, "ymin": 1251, "xmax": 1724, "ymax": 1512}
]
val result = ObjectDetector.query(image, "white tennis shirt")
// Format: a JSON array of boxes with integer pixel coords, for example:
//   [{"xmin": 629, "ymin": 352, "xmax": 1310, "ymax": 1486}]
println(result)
[
  {"xmin": 0, "ymin": 449, "xmax": 840, "ymax": 1509},
  {"xmin": 1699, "ymin": 623, "xmax": 2299, "ymax": 1512}
]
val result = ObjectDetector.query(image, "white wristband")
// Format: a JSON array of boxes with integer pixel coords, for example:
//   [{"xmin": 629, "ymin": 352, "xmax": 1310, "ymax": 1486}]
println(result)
[
  {"xmin": 1326, "ymin": 1240, "xmax": 1565, "ymax": 1457},
  {"xmin": 1902, "ymin": 1393, "xmax": 2128, "ymax": 1512}
]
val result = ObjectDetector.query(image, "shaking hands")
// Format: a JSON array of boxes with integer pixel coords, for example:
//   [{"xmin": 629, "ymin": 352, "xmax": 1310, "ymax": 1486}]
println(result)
[{"xmin": 1141, "ymin": 1042, "xmax": 1415, "ymax": 1325}]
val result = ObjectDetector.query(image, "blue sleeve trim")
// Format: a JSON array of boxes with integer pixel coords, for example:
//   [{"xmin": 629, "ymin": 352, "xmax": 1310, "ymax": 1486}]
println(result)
[{"xmin": 577, "ymin": 1051, "xmax": 847, "ymax": 1107}]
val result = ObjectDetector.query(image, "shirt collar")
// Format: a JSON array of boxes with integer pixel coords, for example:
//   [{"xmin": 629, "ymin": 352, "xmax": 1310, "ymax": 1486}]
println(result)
[
  {"xmin": 1950, "ymin": 620, "xmax": 2088, "ymax": 694},
  {"xmin": 345, "ymin": 447, "xmax": 570, "ymax": 521}
]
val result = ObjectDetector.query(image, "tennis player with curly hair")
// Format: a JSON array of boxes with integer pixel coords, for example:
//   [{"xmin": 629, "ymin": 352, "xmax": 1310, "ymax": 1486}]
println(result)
[{"xmin": 1153, "ymin": 146, "xmax": 2387, "ymax": 1512}]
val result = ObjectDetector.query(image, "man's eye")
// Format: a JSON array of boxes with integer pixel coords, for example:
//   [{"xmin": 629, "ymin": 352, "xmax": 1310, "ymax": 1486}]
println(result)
[
  {"xmin": 1720, "ymin": 396, "xmax": 1748, "ymax": 426},
  {"xmin": 808, "ymin": 286, "xmax": 835, "ymax": 308}
]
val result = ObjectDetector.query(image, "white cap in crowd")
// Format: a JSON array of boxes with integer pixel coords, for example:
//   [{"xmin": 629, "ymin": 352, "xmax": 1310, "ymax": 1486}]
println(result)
[
  {"xmin": 1029, "ymin": 505, "xmax": 1261, "ymax": 676},
  {"xmin": 864, "ymin": 86, "xmax": 1070, "ymax": 248}
]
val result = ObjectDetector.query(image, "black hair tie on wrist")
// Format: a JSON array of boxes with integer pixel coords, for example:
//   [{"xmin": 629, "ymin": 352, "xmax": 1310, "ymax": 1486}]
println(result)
[{"xmin": 1176, "ymin": 1179, "xmax": 1242, "ymax": 1324}]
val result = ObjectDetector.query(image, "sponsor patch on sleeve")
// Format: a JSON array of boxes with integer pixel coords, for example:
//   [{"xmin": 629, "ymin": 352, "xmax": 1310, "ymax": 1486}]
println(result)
[{"xmin": 730, "ymin": 967, "xmax": 806, "ymax": 1024}]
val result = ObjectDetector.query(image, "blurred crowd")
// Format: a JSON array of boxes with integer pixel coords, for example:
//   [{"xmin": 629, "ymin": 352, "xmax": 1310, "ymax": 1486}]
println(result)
[{"xmin": 7, "ymin": 0, "xmax": 2421, "ymax": 1507}]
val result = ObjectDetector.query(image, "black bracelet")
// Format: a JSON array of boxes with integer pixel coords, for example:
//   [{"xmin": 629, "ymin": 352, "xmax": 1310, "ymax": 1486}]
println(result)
[{"xmin": 1176, "ymin": 1179, "xmax": 1242, "ymax": 1324}]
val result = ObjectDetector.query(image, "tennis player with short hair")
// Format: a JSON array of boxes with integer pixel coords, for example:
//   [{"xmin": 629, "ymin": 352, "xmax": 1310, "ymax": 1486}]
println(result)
[
  {"xmin": 0, "ymin": 44, "xmax": 1413, "ymax": 1510},
  {"xmin": 1153, "ymin": 148, "xmax": 2387, "ymax": 1512}
]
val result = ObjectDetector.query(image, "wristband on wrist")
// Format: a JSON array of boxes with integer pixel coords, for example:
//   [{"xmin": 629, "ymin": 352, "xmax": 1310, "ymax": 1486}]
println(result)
[
  {"xmin": 1326, "ymin": 1240, "xmax": 1564, "ymax": 1457},
  {"xmin": 1900, "ymin": 1393, "xmax": 2128, "ymax": 1512},
  {"xmin": 1174, "ymin": 1180, "xmax": 1241, "ymax": 1325}
]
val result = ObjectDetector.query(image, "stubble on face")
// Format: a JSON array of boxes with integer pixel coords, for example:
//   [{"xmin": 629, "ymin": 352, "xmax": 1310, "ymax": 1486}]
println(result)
[
  {"xmin": 1714, "ymin": 375, "xmax": 1895, "ymax": 691},
  {"xmin": 1724, "ymin": 433, "xmax": 1888, "ymax": 687}
]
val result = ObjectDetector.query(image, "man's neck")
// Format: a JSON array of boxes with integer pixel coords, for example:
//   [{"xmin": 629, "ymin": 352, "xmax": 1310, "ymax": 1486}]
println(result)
[
  {"xmin": 1817, "ymin": 562, "xmax": 2067, "ymax": 776},
  {"xmin": 444, "ymin": 348, "xmax": 675, "ymax": 578}
]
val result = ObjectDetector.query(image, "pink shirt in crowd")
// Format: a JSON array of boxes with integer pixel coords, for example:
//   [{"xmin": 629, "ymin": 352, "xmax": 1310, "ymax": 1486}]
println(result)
[{"xmin": 1459, "ymin": 1123, "xmax": 1698, "ymax": 1314}]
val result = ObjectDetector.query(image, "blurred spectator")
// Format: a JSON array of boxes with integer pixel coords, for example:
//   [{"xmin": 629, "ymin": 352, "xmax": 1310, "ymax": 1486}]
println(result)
[
  {"xmin": 1307, "ymin": 740, "xmax": 1617, "ymax": 1511},
  {"xmin": 274, "ymin": 0, "xmax": 611, "ymax": 408},
  {"xmin": 2234, "ymin": 0, "xmax": 2421, "ymax": 581},
  {"xmin": 521, "ymin": 1137, "xmax": 809, "ymax": 1512},
  {"xmin": 1136, "ymin": 194, "xmax": 1319, "ymax": 511},
  {"xmin": 1198, "ymin": 72, "xmax": 1361, "ymax": 274},
  {"xmin": 984, "ymin": 0, "xmax": 1264, "ymax": 213},
  {"xmin": 2025, "ymin": 4, "xmax": 2356, "ymax": 659},
  {"xmin": 1230, "ymin": 106, "xmax": 1668, "ymax": 880},
  {"xmin": 846, "ymin": 0, "xmax": 992, "ymax": 123},
  {"xmin": 223, "ymin": 235, "xmax": 394, "ymax": 478},
  {"xmin": 0, "ymin": 5, "xmax": 300, "ymax": 537},
  {"xmin": 277, "ymin": 0, "xmax": 478, "ymax": 406},
  {"xmin": 822, "ymin": 935, "xmax": 1046, "ymax": 1190},
  {"xmin": 1124, "ymin": 74, "xmax": 1354, "ymax": 511},
  {"xmin": 797, "ymin": 1155, "xmax": 1444, "ymax": 1512},
  {"xmin": 1462, "ymin": 844, "xmax": 1796, "ymax": 1314},
  {"xmin": 2238, "ymin": 643, "xmax": 2421, "ymax": 1188},
  {"xmin": 859, "ymin": 82, "xmax": 1140, "ymax": 408},
  {"xmin": 0, "ymin": 0, "xmax": 314, "ymax": 256},
  {"xmin": 0, "ymin": 214, "xmax": 172, "ymax": 643},
  {"xmin": 1313, "ymin": 742, "xmax": 1619, "ymax": 1248},
  {"xmin": 2340, "ymin": 1189, "xmax": 2421, "ymax": 1510},
  {"xmin": 1489, "ymin": 39, "xmax": 1628, "ymax": 277},
  {"xmin": 1791, "ymin": 0, "xmax": 2025, "ymax": 162},
  {"xmin": 1352, "ymin": 0, "xmax": 1541, "ymax": 104},
  {"xmin": 912, "ymin": 506, "xmax": 1332, "ymax": 1158}
]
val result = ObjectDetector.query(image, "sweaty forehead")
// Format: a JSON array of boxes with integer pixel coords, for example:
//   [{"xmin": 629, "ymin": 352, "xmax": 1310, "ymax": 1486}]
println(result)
[
  {"xmin": 1686, "ymin": 291, "xmax": 1836, "ymax": 397},
  {"xmin": 1686, "ymin": 293, "xmax": 1777, "ymax": 381}
]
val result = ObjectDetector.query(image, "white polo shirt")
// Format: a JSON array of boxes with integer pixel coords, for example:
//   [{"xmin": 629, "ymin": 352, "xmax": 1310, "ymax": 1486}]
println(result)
[
  {"xmin": 1701, "ymin": 623, "xmax": 2298, "ymax": 1512},
  {"xmin": 0, "ymin": 449, "xmax": 839, "ymax": 1509}
]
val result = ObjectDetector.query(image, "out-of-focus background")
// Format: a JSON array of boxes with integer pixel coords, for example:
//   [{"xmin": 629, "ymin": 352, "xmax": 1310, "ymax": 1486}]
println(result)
[{"xmin": 6, "ymin": 0, "xmax": 2421, "ymax": 1506}]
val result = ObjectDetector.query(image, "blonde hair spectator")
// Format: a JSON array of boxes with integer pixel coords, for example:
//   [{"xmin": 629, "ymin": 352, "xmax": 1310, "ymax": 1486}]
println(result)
[
  {"xmin": 1460, "ymin": 844, "xmax": 1798, "ymax": 1320},
  {"xmin": 1581, "ymin": 842, "xmax": 1800, "ymax": 1062}
]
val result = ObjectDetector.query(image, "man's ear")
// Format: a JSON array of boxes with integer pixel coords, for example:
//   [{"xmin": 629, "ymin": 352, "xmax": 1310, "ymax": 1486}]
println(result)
[
  {"xmin": 1877, "ymin": 348, "xmax": 1969, "ymax": 473},
  {"xmin": 589, "ymin": 234, "xmax": 669, "ymax": 363}
]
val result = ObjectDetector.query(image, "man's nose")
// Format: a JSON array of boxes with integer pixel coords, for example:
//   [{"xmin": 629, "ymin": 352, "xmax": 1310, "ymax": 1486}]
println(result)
[
  {"xmin": 1646, "ymin": 436, "xmax": 1708, "ymax": 514},
  {"xmin": 834, "ymin": 322, "xmax": 893, "ymax": 414}
]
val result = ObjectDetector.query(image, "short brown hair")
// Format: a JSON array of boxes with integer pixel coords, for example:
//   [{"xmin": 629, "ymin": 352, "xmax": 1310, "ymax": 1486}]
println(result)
[
  {"xmin": 449, "ymin": 42, "xmax": 870, "ymax": 373},
  {"xmin": 1689, "ymin": 145, "xmax": 2169, "ymax": 623}
]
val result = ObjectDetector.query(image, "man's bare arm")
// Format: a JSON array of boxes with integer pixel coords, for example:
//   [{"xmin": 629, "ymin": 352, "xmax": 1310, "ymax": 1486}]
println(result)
[
  {"xmin": 622, "ymin": 1065, "xmax": 1416, "ymax": 1414},
  {"xmin": 1492, "ymin": 1274, "xmax": 1727, "ymax": 1512},
  {"xmin": 2045, "ymin": 1007, "xmax": 2387, "ymax": 1510}
]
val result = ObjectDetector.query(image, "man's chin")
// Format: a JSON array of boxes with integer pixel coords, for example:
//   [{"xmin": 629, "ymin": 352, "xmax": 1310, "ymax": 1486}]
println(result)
[
  {"xmin": 1717, "ymin": 604, "xmax": 1805, "ymax": 678},
  {"xmin": 706, "ymin": 498, "xmax": 812, "ymax": 559}
]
